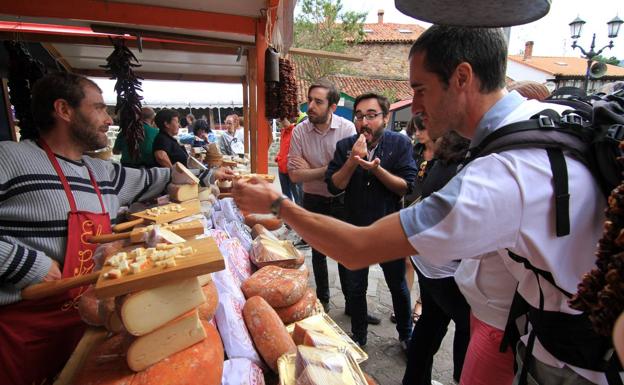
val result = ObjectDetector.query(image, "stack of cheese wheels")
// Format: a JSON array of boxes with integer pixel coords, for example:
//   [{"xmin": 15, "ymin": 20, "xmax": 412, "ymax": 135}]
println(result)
[
  {"xmin": 117, "ymin": 275, "xmax": 218, "ymax": 372},
  {"xmin": 72, "ymin": 320, "xmax": 224, "ymax": 385},
  {"xmin": 242, "ymin": 265, "xmax": 317, "ymax": 325},
  {"xmin": 168, "ymin": 163, "xmax": 200, "ymax": 203}
]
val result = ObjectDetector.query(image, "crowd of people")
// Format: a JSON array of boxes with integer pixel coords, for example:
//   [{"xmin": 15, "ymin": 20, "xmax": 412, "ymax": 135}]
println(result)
[
  {"xmin": 234, "ymin": 25, "xmax": 624, "ymax": 385},
  {"xmin": 1, "ymin": 23, "xmax": 623, "ymax": 385}
]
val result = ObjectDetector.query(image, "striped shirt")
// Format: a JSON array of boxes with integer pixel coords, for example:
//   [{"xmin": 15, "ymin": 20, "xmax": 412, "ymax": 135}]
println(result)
[{"xmin": 0, "ymin": 140, "xmax": 214, "ymax": 305}]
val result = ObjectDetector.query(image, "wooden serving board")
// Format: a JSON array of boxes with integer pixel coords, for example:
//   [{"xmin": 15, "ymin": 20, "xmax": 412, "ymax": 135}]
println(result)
[
  {"xmin": 130, "ymin": 199, "xmax": 201, "ymax": 224},
  {"xmin": 94, "ymin": 237, "xmax": 224, "ymax": 299}
]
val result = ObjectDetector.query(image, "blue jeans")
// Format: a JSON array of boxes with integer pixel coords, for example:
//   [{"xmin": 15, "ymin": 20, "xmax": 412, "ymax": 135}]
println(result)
[
  {"xmin": 278, "ymin": 172, "xmax": 302, "ymax": 205},
  {"xmin": 344, "ymin": 258, "xmax": 412, "ymax": 341}
]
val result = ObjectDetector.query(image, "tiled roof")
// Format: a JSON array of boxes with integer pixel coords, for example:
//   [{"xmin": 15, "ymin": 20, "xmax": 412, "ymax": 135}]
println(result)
[
  {"xmin": 349, "ymin": 23, "xmax": 426, "ymax": 43},
  {"xmin": 296, "ymin": 72, "xmax": 412, "ymax": 105},
  {"xmin": 508, "ymin": 55, "xmax": 624, "ymax": 77}
]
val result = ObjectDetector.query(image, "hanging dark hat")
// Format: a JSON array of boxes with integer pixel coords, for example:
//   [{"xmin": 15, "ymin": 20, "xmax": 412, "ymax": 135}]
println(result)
[{"xmin": 394, "ymin": 0, "xmax": 551, "ymax": 27}]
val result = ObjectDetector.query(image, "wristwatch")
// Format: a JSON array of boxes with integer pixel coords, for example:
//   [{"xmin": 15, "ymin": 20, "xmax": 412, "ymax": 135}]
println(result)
[{"xmin": 270, "ymin": 195, "xmax": 288, "ymax": 218}]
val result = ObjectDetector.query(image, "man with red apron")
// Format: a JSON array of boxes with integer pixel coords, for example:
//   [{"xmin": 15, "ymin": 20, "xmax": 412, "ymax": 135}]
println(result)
[{"xmin": 0, "ymin": 140, "xmax": 112, "ymax": 385}]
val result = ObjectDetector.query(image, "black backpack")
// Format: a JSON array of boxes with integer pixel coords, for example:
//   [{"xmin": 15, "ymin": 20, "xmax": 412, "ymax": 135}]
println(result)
[{"xmin": 462, "ymin": 94, "xmax": 624, "ymax": 385}]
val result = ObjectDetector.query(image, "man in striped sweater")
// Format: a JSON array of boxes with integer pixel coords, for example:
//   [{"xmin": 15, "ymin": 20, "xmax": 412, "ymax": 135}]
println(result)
[{"xmin": 0, "ymin": 72, "xmax": 231, "ymax": 385}]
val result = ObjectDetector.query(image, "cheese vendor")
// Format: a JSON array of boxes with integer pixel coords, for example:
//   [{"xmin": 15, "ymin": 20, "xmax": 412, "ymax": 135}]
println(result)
[{"xmin": 0, "ymin": 72, "xmax": 232, "ymax": 385}]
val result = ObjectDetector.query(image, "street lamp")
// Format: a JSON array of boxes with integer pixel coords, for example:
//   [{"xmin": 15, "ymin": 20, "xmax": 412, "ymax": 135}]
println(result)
[{"xmin": 569, "ymin": 15, "xmax": 623, "ymax": 94}]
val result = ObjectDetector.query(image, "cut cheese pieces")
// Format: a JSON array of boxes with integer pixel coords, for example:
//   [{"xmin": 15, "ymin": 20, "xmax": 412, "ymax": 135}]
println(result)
[
  {"xmin": 127, "ymin": 310, "xmax": 207, "ymax": 371},
  {"xmin": 172, "ymin": 162, "xmax": 199, "ymax": 184},
  {"xmin": 120, "ymin": 278, "xmax": 206, "ymax": 336},
  {"xmin": 167, "ymin": 183, "xmax": 199, "ymax": 203},
  {"xmin": 158, "ymin": 228, "xmax": 186, "ymax": 244},
  {"xmin": 198, "ymin": 280, "xmax": 218, "ymax": 321}
]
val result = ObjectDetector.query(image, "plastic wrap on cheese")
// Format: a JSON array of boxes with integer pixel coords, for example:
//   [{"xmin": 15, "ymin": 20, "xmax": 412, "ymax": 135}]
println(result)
[
  {"xmin": 278, "ymin": 346, "xmax": 368, "ymax": 385},
  {"xmin": 215, "ymin": 291, "xmax": 265, "ymax": 369},
  {"xmin": 288, "ymin": 314, "xmax": 368, "ymax": 364},
  {"xmin": 250, "ymin": 236, "xmax": 304, "ymax": 269},
  {"xmin": 218, "ymin": 238, "xmax": 252, "ymax": 286},
  {"xmin": 222, "ymin": 358, "xmax": 266, "ymax": 385}
]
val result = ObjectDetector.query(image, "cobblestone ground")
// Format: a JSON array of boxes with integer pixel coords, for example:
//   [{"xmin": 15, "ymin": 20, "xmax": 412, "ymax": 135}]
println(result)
[{"xmin": 267, "ymin": 166, "xmax": 457, "ymax": 385}]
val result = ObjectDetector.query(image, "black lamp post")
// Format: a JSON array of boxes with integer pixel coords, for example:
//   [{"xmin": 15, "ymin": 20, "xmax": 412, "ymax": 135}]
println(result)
[{"xmin": 569, "ymin": 15, "xmax": 623, "ymax": 94}]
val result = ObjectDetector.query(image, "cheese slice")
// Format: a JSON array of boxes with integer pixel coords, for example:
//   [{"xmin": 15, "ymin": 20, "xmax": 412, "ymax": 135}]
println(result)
[
  {"xmin": 197, "ymin": 273, "xmax": 212, "ymax": 287},
  {"xmin": 127, "ymin": 310, "xmax": 207, "ymax": 372},
  {"xmin": 172, "ymin": 162, "xmax": 200, "ymax": 185},
  {"xmin": 167, "ymin": 183, "xmax": 199, "ymax": 203},
  {"xmin": 198, "ymin": 187, "xmax": 214, "ymax": 202},
  {"xmin": 158, "ymin": 228, "xmax": 186, "ymax": 244},
  {"xmin": 120, "ymin": 277, "xmax": 206, "ymax": 336}
]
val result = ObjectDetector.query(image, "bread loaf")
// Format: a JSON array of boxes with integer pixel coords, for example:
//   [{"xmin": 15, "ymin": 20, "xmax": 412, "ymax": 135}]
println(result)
[
  {"xmin": 241, "ymin": 265, "xmax": 308, "ymax": 307},
  {"xmin": 127, "ymin": 310, "xmax": 207, "ymax": 371},
  {"xmin": 243, "ymin": 296, "xmax": 296, "ymax": 372},
  {"xmin": 120, "ymin": 277, "xmax": 206, "ymax": 336},
  {"xmin": 275, "ymin": 288, "xmax": 317, "ymax": 324}
]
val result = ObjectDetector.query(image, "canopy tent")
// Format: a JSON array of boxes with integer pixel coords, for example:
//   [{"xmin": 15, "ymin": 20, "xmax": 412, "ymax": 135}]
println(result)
[
  {"xmin": 91, "ymin": 78, "xmax": 243, "ymax": 108},
  {"xmin": 0, "ymin": 0, "xmax": 296, "ymax": 172}
]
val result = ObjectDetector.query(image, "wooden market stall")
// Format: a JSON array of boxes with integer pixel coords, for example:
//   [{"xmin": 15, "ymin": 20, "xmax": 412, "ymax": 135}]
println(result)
[{"xmin": 0, "ymin": 0, "xmax": 297, "ymax": 172}]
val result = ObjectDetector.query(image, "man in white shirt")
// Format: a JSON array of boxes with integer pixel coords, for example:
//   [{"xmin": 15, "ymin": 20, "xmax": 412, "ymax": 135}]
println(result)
[{"xmin": 234, "ymin": 26, "xmax": 618, "ymax": 385}]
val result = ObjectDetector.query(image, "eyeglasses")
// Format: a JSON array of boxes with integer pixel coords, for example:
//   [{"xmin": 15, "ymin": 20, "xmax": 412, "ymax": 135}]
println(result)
[{"xmin": 353, "ymin": 112, "xmax": 383, "ymax": 122}]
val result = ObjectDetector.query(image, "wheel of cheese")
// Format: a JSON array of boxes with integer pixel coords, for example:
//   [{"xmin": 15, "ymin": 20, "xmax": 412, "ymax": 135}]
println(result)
[
  {"xmin": 71, "ymin": 333, "xmax": 135, "ymax": 385},
  {"xmin": 364, "ymin": 372, "xmax": 379, "ymax": 385},
  {"xmin": 198, "ymin": 280, "xmax": 219, "ymax": 321},
  {"xmin": 132, "ymin": 321, "xmax": 224, "ymax": 385},
  {"xmin": 78, "ymin": 286, "xmax": 104, "ymax": 327},
  {"xmin": 243, "ymin": 296, "xmax": 296, "ymax": 372},
  {"xmin": 241, "ymin": 265, "xmax": 308, "ymax": 307},
  {"xmin": 275, "ymin": 288, "xmax": 317, "ymax": 325},
  {"xmin": 251, "ymin": 224, "xmax": 271, "ymax": 239},
  {"xmin": 244, "ymin": 214, "xmax": 283, "ymax": 231}
]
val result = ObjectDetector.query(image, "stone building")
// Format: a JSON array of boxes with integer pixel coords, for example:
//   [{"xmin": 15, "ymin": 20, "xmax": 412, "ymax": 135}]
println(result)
[{"xmin": 344, "ymin": 10, "xmax": 425, "ymax": 80}]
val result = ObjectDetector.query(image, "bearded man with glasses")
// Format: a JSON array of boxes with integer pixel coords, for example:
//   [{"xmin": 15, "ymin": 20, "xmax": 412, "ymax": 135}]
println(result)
[{"xmin": 325, "ymin": 92, "xmax": 417, "ymax": 348}]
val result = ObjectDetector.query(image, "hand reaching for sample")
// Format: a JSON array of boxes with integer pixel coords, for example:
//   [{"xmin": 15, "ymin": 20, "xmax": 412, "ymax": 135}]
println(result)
[
  {"xmin": 290, "ymin": 156, "xmax": 311, "ymax": 170},
  {"xmin": 214, "ymin": 167, "xmax": 235, "ymax": 181},
  {"xmin": 42, "ymin": 260, "xmax": 62, "ymax": 282},
  {"xmin": 232, "ymin": 177, "xmax": 281, "ymax": 214},
  {"xmin": 353, "ymin": 156, "xmax": 381, "ymax": 171},
  {"xmin": 350, "ymin": 134, "xmax": 368, "ymax": 160}
]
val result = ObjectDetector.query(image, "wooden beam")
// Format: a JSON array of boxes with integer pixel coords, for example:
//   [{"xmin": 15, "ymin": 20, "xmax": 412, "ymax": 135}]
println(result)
[
  {"xmin": 289, "ymin": 47, "xmax": 363, "ymax": 62},
  {"xmin": 248, "ymin": 48, "xmax": 258, "ymax": 172},
  {"xmin": 242, "ymin": 77, "xmax": 250, "ymax": 154},
  {"xmin": 0, "ymin": 1, "xmax": 256, "ymax": 36},
  {"xmin": 0, "ymin": 32, "xmax": 242, "ymax": 56},
  {"xmin": 41, "ymin": 42, "xmax": 73, "ymax": 72},
  {"xmin": 90, "ymin": 24, "xmax": 254, "ymax": 48},
  {"xmin": 255, "ymin": 18, "xmax": 269, "ymax": 173},
  {"xmin": 76, "ymin": 69, "xmax": 244, "ymax": 84}
]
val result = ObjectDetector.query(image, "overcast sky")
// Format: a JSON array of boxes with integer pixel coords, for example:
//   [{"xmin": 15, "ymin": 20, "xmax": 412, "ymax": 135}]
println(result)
[{"xmin": 333, "ymin": 0, "xmax": 624, "ymax": 59}]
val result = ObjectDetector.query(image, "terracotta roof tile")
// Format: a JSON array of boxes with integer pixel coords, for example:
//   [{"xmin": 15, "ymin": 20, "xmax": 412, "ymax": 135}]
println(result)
[
  {"xmin": 296, "ymin": 73, "xmax": 412, "ymax": 104},
  {"xmin": 508, "ymin": 55, "xmax": 624, "ymax": 77},
  {"xmin": 349, "ymin": 23, "xmax": 426, "ymax": 43}
]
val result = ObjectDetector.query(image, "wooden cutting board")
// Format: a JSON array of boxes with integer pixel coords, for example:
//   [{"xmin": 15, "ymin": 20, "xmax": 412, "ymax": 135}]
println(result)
[
  {"xmin": 130, "ymin": 199, "xmax": 201, "ymax": 224},
  {"xmin": 94, "ymin": 237, "xmax": 224, "ymax": 299}
]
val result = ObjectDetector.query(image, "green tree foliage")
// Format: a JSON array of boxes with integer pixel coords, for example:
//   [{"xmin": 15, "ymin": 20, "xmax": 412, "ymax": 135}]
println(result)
[
  {"xmin": 294, "ymin": 0, "xmax": 366, "ymax": 82},
  {"xmin": 593, "ymin": 55, "xmax": 621, "ymax": 66}
]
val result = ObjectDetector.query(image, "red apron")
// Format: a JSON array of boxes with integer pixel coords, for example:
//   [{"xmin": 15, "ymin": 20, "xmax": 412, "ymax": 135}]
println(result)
[{"xmin": 0, "ymin": 140, "xmax": 112, "ymax": 385}]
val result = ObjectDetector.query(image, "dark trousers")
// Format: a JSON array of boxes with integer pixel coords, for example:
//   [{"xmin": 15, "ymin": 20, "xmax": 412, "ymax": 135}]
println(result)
[
  {"xmin": 278, "ymin": 172, "xmax": 302, "ymax": 205},
  {"xmin": 403, "ymin": 269, "xmax": 471, "ymax": 385},
  {"xmin": 302, "ymin": 193, "xmax": 348, "ymax": 304},
  {"xmin": 344, "ymin": 258, "xmax": 412, "ymax": 341}
]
